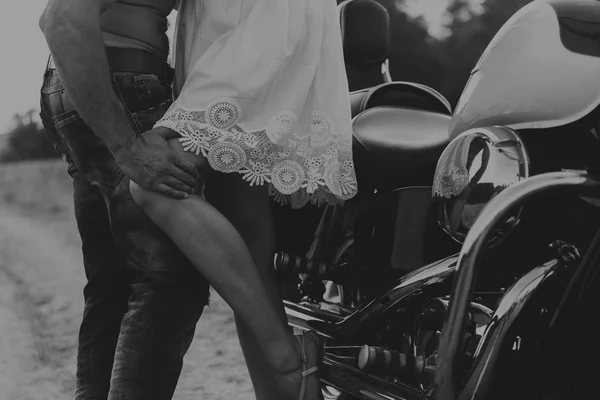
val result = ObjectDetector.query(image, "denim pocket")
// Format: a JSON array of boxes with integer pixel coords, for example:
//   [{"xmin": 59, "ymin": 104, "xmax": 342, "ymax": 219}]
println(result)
[
  {"xmin": 53, "ymin": 109, "xmax": 124, "ymax": 187},
  {"xmin": 133, "ymin": 74, "xmax": 172, "ymax": 109},
  {"xmin": 114, "ymin": 72, "xmax": 172, "ymax": 115},
  {"xmin": 39, "ymin": 108, "xmax": 64, "ymax": 155},
  {"xmin": 40, "ymin": 71, "xmax": 68, "ymax": 153}
]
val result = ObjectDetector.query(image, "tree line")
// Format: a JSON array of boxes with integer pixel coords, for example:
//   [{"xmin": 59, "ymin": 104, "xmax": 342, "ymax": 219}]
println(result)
[{"xmin": 1, "ymin": 0, "xmax": 533, "ymax": 163}]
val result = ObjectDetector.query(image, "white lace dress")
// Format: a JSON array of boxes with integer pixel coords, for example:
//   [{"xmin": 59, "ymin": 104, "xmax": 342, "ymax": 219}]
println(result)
[{"xmin": 156, "ymin": 0, "xmax": 358, "ymax": 208}]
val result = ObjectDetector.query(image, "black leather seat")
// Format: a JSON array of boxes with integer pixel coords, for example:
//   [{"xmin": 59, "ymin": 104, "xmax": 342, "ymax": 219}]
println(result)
[
  {"xmin": 337, "ymin": 1, "xmax": 452, "ymax": 192},
  {"xmin": 337, "ymin": 3, "xmax": 455, "ymax": 264},
  {"xmin": 352, "ymin": 106, "xmax": 451, "ymax": 191}
]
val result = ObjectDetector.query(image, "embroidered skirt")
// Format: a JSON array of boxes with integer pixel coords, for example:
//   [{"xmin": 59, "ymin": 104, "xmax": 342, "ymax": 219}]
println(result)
[{"xmin": 156, "ymin": 0, "xmax": 358, "ymax": 208}]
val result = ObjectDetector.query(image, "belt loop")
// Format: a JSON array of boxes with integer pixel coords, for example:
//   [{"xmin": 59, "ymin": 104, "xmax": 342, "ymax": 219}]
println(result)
[{"xmin": 45, "ymin": 54, "xmax": 53, "ymax": 72}]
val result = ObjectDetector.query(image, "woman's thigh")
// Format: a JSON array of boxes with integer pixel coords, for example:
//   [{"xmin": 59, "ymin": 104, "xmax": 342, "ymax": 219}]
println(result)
[{"xmin": 166, "ymin": 136, "xmax": 274, "ymax": 248}]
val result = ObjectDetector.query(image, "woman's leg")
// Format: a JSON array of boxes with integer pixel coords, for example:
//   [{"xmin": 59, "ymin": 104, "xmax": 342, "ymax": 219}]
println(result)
[
  {"xmin": 129, "ymin": 138, "xmax": 319, "ymax": 400},
  {"xmin": 205, "ymin": 174, "xmax": 287, "ymax": 400}
]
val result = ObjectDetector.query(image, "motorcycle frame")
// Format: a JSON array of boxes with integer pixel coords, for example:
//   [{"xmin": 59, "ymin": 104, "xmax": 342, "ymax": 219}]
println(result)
[
  {"xmin": 283, "ymin": 171, "xmax": 600, "ymax": 400},
  {"xmin": 434, "ymin": 170, "xmax": 600, "ymax": 400},
  {"xmin": 291, "ymin": 199, "xmax": 358, "ymax": 307}
]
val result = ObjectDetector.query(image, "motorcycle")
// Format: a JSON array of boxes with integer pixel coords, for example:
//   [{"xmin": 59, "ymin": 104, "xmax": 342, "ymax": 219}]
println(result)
[
  {"xmin": 272, "ymin": 0, "xmax": 457, "ymax": 306},
  {"xmin": 278, "ymin": 1, "xmax": 600, "ymax": 399}
]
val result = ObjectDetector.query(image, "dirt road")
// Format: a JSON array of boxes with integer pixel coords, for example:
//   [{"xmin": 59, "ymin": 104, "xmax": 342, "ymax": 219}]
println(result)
[{"xmin": 0, "ymin": 203, "xmax": 253, "ymax": 400}]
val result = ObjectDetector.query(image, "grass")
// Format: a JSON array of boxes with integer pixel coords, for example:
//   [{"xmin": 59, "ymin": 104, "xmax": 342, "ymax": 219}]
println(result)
[{"xmin": 0, "ymin": 159, "xmax": 73, "ymax": 215}]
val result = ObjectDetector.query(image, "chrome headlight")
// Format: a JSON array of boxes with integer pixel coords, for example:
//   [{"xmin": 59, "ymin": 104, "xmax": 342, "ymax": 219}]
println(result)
[{"xmin": 432, "ymin": 126, "xmax": 530, "ymax": 244}]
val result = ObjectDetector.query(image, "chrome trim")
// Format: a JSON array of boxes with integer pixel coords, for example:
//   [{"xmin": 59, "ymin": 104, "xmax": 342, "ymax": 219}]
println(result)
[
  {"xmin": 284, "ymin": 254, "xmax": 458, "ymax": 338},
  {"xmin": 406, "ymin": 82, "xmax": 453, "ymax": 115},
  {"xmin": 285, "ymin": 302, "xmax": 343, "ymax": 339},
  {"xmin": 382, "ymin": 59, "xmax": 393, "ymax": 83},
  {"xmin": 433, "ymin": 126, "xmax": 530, "ymax": 245},
  {"xmin": 321, "ymin": 355, "xmax": 426, "ymax": 400},
  {"xmin": 433, "ymin": 170, "xmax": 600, "ymax": 400}
]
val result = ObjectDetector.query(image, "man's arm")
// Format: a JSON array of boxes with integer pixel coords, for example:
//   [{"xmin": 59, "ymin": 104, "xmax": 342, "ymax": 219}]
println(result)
[
  {"xmin": 39, "ymin": 0, "xmax": 199, "ymax": 198},
  {"xmin": 40, "ymin": 0, "xmax": 129, "ymax": 153}
]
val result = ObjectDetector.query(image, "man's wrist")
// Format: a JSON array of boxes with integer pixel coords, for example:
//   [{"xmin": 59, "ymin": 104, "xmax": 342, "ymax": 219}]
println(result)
[
  {"xmin": 94, "ymin": 106, "xmax": 138, "ymax": 155},
  {"xmin": 105, "ymin": 131, "xmax": 135, "ymax": 156}
]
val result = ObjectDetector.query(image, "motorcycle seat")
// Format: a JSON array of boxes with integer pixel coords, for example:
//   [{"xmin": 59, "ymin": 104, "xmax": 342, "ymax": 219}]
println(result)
[
  {"xmin": 352, "ymin": 106, "xmax": 450, "ymax": 189},
  {"xmin": 338, "ymin": 0, "xmax": 451, "ymax": 190}
]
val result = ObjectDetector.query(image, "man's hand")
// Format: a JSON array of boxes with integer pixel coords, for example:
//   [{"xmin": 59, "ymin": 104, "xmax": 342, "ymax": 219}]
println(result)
[{"xmin": 115, "ymin": 127, "xmax": 201, "ymax": 200}]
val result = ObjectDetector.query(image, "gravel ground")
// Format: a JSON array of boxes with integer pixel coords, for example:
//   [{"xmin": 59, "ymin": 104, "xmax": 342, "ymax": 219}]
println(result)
[{"xmin": 0, "ymin": 160, "xmax": 254, "ymax": 400}]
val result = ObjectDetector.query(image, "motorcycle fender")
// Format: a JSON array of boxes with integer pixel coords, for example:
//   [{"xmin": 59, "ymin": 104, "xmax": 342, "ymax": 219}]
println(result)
[{"xmin": 459, "ymin": 254, "xmax": 576, "ymax": 400}]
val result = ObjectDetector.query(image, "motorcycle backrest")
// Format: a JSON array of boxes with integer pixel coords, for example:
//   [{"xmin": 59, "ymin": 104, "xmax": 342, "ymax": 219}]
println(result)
[
  {"xmin": 359, "ymin": 81, "xmax": 453, "ymax": 115},
  {"xmin": 339, "ymin": 0, "xmax": 391, "ymax": 71}
]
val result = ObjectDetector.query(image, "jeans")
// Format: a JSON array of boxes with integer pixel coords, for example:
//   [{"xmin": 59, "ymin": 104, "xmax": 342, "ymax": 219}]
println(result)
[{"xmin": 39, "ymin": 63, "xmax": 210, "ymax": 400}]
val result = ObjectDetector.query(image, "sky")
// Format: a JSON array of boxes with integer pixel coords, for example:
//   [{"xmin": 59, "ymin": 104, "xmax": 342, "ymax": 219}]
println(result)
[{"xmin": 0, "ymin": 0, "xmax": 459, "ymax": 134}]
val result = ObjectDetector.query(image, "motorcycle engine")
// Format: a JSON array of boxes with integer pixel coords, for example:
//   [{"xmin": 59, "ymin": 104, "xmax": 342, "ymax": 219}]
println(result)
[
  {"xmin": 413, "ymin": 297, "xmax": 492, "ymax": 394},
  {"xmin": 354, "ymin": 292, "xmax": 496, "ymax": 395}
]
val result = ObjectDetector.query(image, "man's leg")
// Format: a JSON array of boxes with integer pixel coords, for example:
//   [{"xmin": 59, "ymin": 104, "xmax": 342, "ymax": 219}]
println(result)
[
  {"xmin": 42, "ymin": 65, "xmax": 208, "ymax": 399},
  {"xmin": 40, "ymin": 70, "xmax": 132, "ymax": 399},
  {"xmin": 70, "ymin": 165, "xmax": 133, "ymax": 399},
  {"xmin": 100, "ymin": 175, "xmax": 209, "ymax": 400},
  {"xmin": 103, "ymin": 71, "xmax": 209, "ymax": 399}
]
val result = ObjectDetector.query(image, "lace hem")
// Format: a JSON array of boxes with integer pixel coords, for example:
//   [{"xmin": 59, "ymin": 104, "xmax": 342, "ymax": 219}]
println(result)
[{"xmin": 155, "ymin": 98, "xmax": 358, "ymax": 209}]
